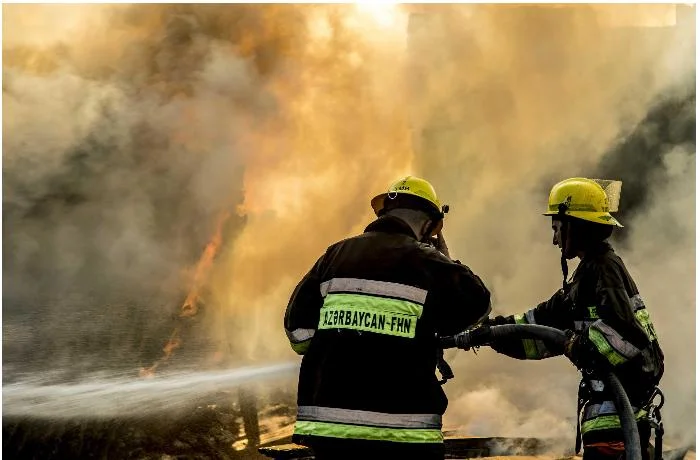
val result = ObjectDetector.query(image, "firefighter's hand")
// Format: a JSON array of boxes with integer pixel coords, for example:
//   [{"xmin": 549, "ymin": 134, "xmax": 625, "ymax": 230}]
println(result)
[
  {"xmin": 482, "ymin": 316, "xmax": 514, "ymax": 354},
  {"xmin": 482, "ymin": 315, "xmax": 512, "ymax": 327},
  {"xmin": 434, "ymin": 231, "xmax": 451, "ymax": 259},
  {"xmin": 564, "ymin": 331, "xmax": 597, "ymax": 370}
]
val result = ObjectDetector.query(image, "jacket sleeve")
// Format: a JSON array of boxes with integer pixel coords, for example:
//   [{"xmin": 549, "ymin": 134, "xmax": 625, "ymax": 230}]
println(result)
[
  {"xmin": 283, "ymin": 254, "xmax": 326, "ymax": 355},
  {"xmin": 584, "ymin": 262, "xmax": 651, "ymax": 367},
  {"xmin": 434, "ymin": 258, "xmax": 492, "ymax": 337},
  {"xmin": 490, "ymin": 289, "xmax": 572, "ymax": 360}
]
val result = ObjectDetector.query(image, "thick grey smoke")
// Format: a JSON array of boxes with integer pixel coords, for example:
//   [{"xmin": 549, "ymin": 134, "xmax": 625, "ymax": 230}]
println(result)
[
  {"xmin": 3, "ymin": 4, "xmax": 277, "ymax": 378},
  {"xmin": 595, "ymin": 91, "xmax": 696, "ymax": 231}
]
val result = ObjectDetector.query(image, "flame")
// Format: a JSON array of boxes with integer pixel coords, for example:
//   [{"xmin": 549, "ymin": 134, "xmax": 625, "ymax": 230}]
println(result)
[
  {"xmin": 139, "ymin": 209, "xmax": 231, "ymax": 377},
  {"xmin": 181, "ymin": 210, "xmax": 231, "ymax": 317}
]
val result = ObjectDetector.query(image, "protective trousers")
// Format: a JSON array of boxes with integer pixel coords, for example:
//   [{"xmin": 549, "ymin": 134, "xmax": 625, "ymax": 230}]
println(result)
[
  {"xmin": 582, "ymin": 422, "xmax": 651, "ymax": 460},
  {"xmin": 307, "ymin": 437, "xmax": 445, "ymax": 460}
]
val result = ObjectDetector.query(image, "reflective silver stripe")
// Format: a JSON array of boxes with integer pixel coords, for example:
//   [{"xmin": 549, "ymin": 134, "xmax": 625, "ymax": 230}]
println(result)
[
  {"xmin": 319, "ymin": 278, "xmax": 428, "ymax": 304},
  {"xmin": 297, "ymin": 406, "xmax": 442, "ymax": 429},
  {"xmin": 515, "ymin": 311, "xmax": 553, "ymax": 358},
  {"xmin": 525, "ymin": 309, "xmax": 537, "ymax": 325},
  {"xmin": 591, "ymin": 320, "xmax": 642, "ymax": 359},
  {"xmin": 523, "ymin": 309, "xmax": 555, "ymax": 357},
  {"xmin": 583, "ymin": 401, "xmax": 639, "ymax": 421},
  {"xmin": 574, "ymin": 320, "xmax": 595, "ymax": 331},
  {"xmin": 630, "ymin": 294, "xmax": 646, "ymax": 312},
  {"xmin": 286, "ymin": 328, "xmax": 315, "ymax": 343},
  {"xmin": 589, "ymin": 380, "xmax": 606, "ymax": 392}
]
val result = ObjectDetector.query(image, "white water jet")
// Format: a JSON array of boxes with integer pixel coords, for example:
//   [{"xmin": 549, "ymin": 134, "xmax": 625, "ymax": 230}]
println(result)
[{"xmin": 2, "ymin": 361, "xmax": 300, "ymax": 419}]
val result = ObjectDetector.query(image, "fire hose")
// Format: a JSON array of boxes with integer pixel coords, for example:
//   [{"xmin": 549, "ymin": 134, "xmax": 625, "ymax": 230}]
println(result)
[{"xmin": 440, "ymin": 324, "xmax": 643, "ymax": 460}]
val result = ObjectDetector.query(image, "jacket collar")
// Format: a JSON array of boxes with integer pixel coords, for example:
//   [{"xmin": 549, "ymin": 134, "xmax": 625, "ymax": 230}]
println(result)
[
  {"xmin": 582, "ymin": 241, "xmax": 614, "ymax": 261},
  {"xmin": 364, "ymin": 215, "xmax": 418, "ymax": 240}
]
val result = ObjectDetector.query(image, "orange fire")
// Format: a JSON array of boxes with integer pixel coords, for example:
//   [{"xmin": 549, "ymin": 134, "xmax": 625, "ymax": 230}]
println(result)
[{"xmin": 139, "ymin": 209, "xmax": 232, "ymax": 378}]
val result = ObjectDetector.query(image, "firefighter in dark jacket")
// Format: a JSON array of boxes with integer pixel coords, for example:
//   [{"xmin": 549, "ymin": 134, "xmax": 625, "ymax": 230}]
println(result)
[
  {"xmin": 284, "ymin": 176, "xmax": 491, "ymax": 460},
  {"xmin": 487, "ymin": 177, "xmax": 664, "ymax": 460}
]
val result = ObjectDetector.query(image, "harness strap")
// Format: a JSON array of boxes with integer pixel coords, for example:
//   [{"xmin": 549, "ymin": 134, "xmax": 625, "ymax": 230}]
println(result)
[
  {"xmin": 575, "ymin": 380, "xmax": 588, "ymax": 454},
  {"xmin": 644, "ymin": 387, "xmax": 665, "ymax": 460}
]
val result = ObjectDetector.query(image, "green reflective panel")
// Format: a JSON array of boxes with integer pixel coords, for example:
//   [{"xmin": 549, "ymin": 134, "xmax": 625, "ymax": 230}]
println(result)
[
  {"xmin": 581, "ymin": 410, "xmax": 648, "ymax": 434},
  {"xmin": 514, "ymin": 314, "xmax": 541, "ymax": 359},
  {"xmin": 294, "ymin": 420, "xmax": 443, "ymax": 444},
  {"xmin": 635, "ymin": 309, "xmax": 658, "ymax": 341},
  {"xmin": 318, "ymin": 294, "xmax": 423, "ymax": 338},
  {"xmin": 290, "ymin": 339, "xmax": 311, "ymax": 355},
  {"xmin": 588, "ymin": 328, "xmax": 627, "ymax": 366}
]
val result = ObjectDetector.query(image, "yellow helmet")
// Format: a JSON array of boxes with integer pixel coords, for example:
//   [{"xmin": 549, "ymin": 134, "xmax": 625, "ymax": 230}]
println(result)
[
  {"xmin": 371, "ymin": 175, "xmax": 443, "ymax": 217},
  {"xmin": 544, "ymin": 177, "xmax": 623, "ymax": 227}
]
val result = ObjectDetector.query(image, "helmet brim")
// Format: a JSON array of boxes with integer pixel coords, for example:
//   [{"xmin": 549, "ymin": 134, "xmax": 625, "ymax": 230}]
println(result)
[
  {"xmin": 371, "ymin": 193, "xmax": 388, "ymax": 216},
  {"xmin": 543, "ymin": 210, "xmax": 623, "ymax": 228}
]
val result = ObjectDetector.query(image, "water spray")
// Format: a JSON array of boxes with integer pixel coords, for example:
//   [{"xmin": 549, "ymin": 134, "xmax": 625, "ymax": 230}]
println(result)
[{"xmin": 3, "ymin": 362, "xmax": 299, "ymax": 419}]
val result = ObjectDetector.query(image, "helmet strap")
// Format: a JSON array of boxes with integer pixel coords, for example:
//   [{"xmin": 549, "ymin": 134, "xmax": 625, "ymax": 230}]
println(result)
[
  {"xmin": 560, "ymin": 251, "xmax": 569, "ymax": 291},
  {"xmin": 558, "ymin": 204, "xmax": 570, "ymax": 291}
]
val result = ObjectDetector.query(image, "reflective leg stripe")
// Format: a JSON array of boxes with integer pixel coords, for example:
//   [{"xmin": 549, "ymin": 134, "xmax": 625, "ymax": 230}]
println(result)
[
  {"xmin": 588, "ymin": 320, "xmax": 641, "ymax": 366},
  {"xmin": 320, "ymin": 278, "xmax": 428, "ymax": 305},
  {"xmin": 583, "ymin": 401, "xmax": 639, "ymax": 421},
  {"xmin": 318, "ymin": 293, "xmax": 423, "ymax": 338},
  {"xmin": 296, "ymin": 405, "xmax": 443, "ymax": 443},
  {"xmin": 581, "ymin": 408, "xmax": 647, "ymax": 434},
  {"xmin": 294, "ymin": 421, "xmax": 444, "ymax": 444},
  {"xmin": 514, "ymin": 312, "xmax": 551, "ymax": 359},
  {"xmin": 297, "ymin": 406, "xmax": 442, "ymax": 429}
]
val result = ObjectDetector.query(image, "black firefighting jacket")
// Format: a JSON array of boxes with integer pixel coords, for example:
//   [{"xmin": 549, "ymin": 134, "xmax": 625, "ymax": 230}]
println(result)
[
  {"xmin": 284, "ymin": 215, "xmax": 491, "ymax": 445},
  {"xmin": 491, "ymin": 241, "xmax": 664, "ymax": 441}
]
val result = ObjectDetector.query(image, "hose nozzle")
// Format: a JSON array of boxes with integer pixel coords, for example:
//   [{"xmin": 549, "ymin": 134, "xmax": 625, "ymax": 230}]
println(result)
[{"xmin": 440, "ymin": 324, "xmax": 493, "ymax": 350}]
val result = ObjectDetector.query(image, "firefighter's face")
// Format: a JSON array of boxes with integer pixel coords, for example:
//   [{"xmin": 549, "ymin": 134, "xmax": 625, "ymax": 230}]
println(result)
[
  {"xmin": 552, "ymin": 218, "xmax": 564, "ymax": 249},
  {"xmin": 552, "ymin": 217, "xmax": 580, "ymax": 259}
]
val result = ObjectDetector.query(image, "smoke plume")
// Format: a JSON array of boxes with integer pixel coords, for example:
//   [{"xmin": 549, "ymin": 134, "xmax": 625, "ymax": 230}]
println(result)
[{"xmin": 3, "ymin": 3, "xmax": 695, "ymax": 451}]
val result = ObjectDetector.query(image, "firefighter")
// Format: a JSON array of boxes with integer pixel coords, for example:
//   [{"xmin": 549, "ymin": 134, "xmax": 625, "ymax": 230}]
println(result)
[
  {"xmin": 284, "ymin": 176, "xmax": 491, "ymax": 460},
  {"xmin": 486, "ymin": 177, "xmax": 664, "ymax": 460}
]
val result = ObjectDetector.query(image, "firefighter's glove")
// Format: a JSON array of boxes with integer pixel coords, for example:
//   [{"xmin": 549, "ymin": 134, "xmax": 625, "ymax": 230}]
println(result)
[
  {"xmin": 564, "ymin": 331, "xmax": 597, "ymax": 370},
  {"xmin": 468, "ymin": 324, "xmax": 493, "ymax": 347},
  {"xmin": 482, "ymin": 315, "xmax": 511, "ymax": 327},
  {"xmin": 454, "ymin": 324, "xmax": 492, "ymax": 350},
  {"xmin": 428, "ymin": 231, "xmax": 451, "ymax": 259},
  {"xmin": 481, "ymin": 316, "xmax": 513, "ymax": 354},
  {"xmin": 435, "ymin": 231, "xmax": 451, "ymax": 259}
]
